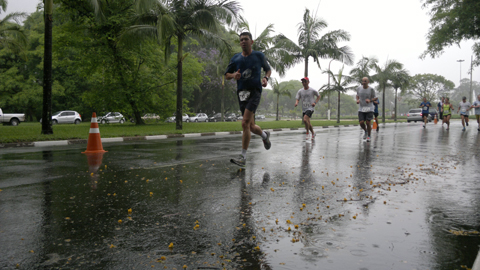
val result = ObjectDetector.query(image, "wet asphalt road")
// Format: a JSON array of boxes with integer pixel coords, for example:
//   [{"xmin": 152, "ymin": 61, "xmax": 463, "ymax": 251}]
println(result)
[{"xmin": 1, "ymin": 121, "xmax": 480, "ymax": 270}]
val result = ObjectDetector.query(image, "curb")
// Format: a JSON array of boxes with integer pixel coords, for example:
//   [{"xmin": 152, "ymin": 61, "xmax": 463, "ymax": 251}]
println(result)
[{"xmin": 1, "ymin": 123, "xmax": 406, "ymax": 149}]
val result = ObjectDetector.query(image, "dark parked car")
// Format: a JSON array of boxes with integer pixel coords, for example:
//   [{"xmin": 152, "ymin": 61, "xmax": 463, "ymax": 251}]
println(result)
[
  {"xmin": 209, "ymin": 113, "xmax": 237, "ymax": 122},
  {"xmin": 225, "ymin": 113, "xmax": 237, "ymax": 122}
]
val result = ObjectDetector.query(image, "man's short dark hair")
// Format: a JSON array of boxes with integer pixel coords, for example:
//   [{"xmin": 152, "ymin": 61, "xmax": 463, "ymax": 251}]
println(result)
[{"xmin": 239, "ymin": 32, "xmax": 253, "ymax": 40}]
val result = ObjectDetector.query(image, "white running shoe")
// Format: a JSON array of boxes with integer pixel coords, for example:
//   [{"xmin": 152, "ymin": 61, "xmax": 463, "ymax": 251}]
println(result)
[{"xmin": 363, "ymin": 131, "xmax": 367, "ymax": 140}]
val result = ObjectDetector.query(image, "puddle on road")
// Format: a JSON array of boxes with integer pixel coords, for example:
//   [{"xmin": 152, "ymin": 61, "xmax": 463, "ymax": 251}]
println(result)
[{"xmin": 1, "ymin": 129, "xmax": 480, "ymax": 269}]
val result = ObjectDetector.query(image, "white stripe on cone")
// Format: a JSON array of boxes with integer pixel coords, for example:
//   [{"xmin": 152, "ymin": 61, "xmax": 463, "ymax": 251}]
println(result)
[
  {"xmin": 91, "ymin": 118, "xmax": 97, "ymax": 123},
  {"xmin": 89, "ymin": 128, "xmax": 100, "ymax": 133}
]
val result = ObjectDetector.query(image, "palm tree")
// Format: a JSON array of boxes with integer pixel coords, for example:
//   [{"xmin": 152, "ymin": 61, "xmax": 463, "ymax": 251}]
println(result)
[
  {"xmin": 0, "ymin": 15, "xmax": 27, "ymax": 56},
  {"xmin": 372, "ymin": 59, "xmax": 404, "ymax": 123},
  {"xmin": 391, "ymin": 69, "xmax": 410, "ymax": 121},
  {"xmin": 349, "ymin": 56, "xmax": 378, "ymax": 84},
  {"xmin": 0, "ymin": 0, "xmax": 27, "ymax": 58},
  {"xmin": 320, "ymin": 67, "xmax": 356, "ymax": 123},
  {"xmin": 125, "ymin": 0, "xmax": 241, "ymax": 130},
  {"xmin": 273, "ymin": 8, "xmax": 354, "ymax": 77},
  {"xmin": 270, "ymin": 78, "xmax": 295, "ymax": 121}
]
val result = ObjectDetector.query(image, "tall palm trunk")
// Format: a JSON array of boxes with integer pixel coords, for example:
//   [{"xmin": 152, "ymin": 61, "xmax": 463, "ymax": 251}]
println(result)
[
  {"xmin": 394, "ymin": 88, "xmax": 398, "ymax": 122},
  {"xmin": 41, "ymin": 0, "xmax": 53, "ymax": 135},
  {"xmin": 382, "ymin": 86, "xmax": 386, "ymax": 123},
  {"xmin": 337, "ymin": 91, "xmax": 340, "ymax": 123},
  {"xmin": 276, "ymin": 94, "xmax": 280, "ymax": 121},
  {"xmin": 176, "ymin": 35, "xmax": 183, "ymax": 130},
  {"xmin": 221, "ymin": 75, "xmax": 224, "ymax": 121},
  {"xmin": 304, "ymin": 57, "xmax": 309, "ymax": 77}
]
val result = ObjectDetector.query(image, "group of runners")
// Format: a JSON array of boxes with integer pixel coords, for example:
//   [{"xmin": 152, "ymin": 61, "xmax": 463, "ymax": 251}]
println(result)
[
  {"xmin": 420, "ymin": 95, "xmax": 480, "ymax": 131},
  {"xmin": 225, "ymin": 31, "xmax": 480, "ymax": 167}
]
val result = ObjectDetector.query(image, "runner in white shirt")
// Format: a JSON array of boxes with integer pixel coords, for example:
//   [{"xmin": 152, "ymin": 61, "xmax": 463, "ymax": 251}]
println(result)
[
  {"xmin": 457, "ymin": 96, "xmax": 472, "ymax": 131},
  {"xmin": 356, "ymin": 77, "xmax": 377, "ymax": 142},
  {"xmin": 295, "ymin": 77, "xmax": 321, "ymax": 140},
  {"xmin": 471, "ymin": 94, "xmax": 480, "ymax": 131}
]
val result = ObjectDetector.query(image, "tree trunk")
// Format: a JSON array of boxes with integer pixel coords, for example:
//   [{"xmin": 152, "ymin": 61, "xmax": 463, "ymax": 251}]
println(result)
[
  {"xmin": 382, "ymin": 85, "xmax": 386, "ymax": 123},
  {"xmin": 304, "ymin": 56, "xmax": 308, "ymax": 77},
  {"xmin": 221, "ymin": 75, "xmax": 224, "ymax": 121},
  {"xmin": 176, "ymin": 35, "xmax": 183, "ymax": 130},
  {"xmin": 129, "ymin": 99, "xmax": 145, "ymax": 125},
  {"xmin": 394, "ymin": 88, "xmax": 398, "ymax": 122},
  {"xmin": 41, "ymin": 0, "xmax": 53, "ymax": 135},
  {"xmin": 337, "ymin": 91, "xmax": 340, "ymax": 123},
  {"xmin": 276, "ymin": 94, "xmax": 279, "ymax": 121}
]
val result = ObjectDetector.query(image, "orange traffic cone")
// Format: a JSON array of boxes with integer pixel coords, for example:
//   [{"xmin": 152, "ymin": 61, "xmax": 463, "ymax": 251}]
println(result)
[
  {"xmin": 434, "ymin": 114, "xmax": 438, "ymax": 124},
  {"xmin": 372, "ymin": 120, "xmax": 377, "ymax": 130},
  {"xmin": 82, "ymin": 112, "xmax": 107, "ymax": 154}
]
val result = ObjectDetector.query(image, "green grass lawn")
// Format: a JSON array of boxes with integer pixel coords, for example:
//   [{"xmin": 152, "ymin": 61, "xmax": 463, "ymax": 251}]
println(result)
[{"xmin": 0, "ymin": 119, "xmax": 406, "ymax": 144}]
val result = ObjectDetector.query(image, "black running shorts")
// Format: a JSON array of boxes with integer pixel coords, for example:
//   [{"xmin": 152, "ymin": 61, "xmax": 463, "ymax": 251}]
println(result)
[
  {"xmin": 303, "ymin": 110, "xmax": 314, "ymax": 118},
  {"xmin": 358, "ymin": 111, "xmax": 373, "ymax": 122},
  {"xmin": 238, "ymin": 89, "xmax": 262, "ymax": 115}
]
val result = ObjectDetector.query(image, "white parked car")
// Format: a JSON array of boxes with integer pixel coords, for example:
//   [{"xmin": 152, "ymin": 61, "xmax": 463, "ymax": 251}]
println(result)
[
  {"xmin": 98, "ymin": 112, "xmax": 125, "ymax": 124},
  {"xmin": 0, "ymin": 108, "xmax": 25, "ymax": 126},
  {"xmin": 189, "ymin": 113, "xmax": 209, "ymax": 122},
  {"xmin": 40, "ymin": 110, "xmax": 82, "ymax": 125},
  {"xmin": 142, "ymin": 113, "xmax": 160, "ymax": 120}
]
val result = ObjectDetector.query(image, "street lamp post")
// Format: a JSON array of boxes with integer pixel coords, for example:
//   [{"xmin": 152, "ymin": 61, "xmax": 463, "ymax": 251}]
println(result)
[{"xmin": 457, "ymin": 59, "xmax": 465, "ymax": 85}]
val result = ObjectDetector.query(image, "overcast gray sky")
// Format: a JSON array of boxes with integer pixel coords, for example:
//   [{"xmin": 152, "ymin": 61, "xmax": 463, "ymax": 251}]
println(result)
[{"xmin": 3, "ymin": 0, "xmax": 479, "ymax": 95}]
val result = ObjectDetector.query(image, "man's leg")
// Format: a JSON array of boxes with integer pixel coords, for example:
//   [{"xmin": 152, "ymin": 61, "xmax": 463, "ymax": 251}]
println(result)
[
  {"xmin": 303, "ymin": 114, "xmax": 309, "ymax": 134},
  {"xmin": 304, "ymin": 114, "xmax": 313, "ymax": 134},
  {"xmin": 241, "ymin": 109, "xmax": 256, "ymax": 151},
  {"xmin": 465, "ymin": 115, "xmax": 469, "ymax": 126},
  {"xmin": 366, "ymin": 120, "xmax": 372, "ymax": 136},
  {"xmin": 359, "ymin": 120, "xmax": 366, "ymax": 131},
  {"xmin": 461, "ymin": 115, "xmax": 465, "ymax": 127}
]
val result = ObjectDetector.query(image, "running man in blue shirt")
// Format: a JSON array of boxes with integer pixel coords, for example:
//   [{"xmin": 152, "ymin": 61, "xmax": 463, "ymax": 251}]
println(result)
[
  {"xmin": 225, "ymin": 32, "xmax": 272, "ymax": 167},
  {"xmin": 419, "ymin": 97, "xmax": 431, "ymax": 128},
  {"xmin": 373, "ymin": 99, "xmax": 379, "ymax": 132}
]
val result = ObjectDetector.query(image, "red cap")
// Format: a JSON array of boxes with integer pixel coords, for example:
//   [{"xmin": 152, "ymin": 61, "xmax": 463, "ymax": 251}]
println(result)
[{"xmin": 301, "ymin": 77, "xmax": 309, "ymax": 81}]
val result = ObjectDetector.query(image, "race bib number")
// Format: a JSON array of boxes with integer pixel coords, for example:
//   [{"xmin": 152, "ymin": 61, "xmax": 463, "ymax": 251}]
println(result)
[
  {"xmin": 423, "ymin": 106, "xmax": 428, "ymax": 110},
  {"xmin": 238, "ymin": 90, "xmax": 251, "ymax": 102},
  {"xmin": 303, "ymin": 102, "xmax": 311, "ymax": 108},
  {"xmin": 460, "ymin": 108, "xmax": 466, "ymax": 112},
  {"xmin": 361, "ymin": 107, "xmax": 371, "ymax": 112}
]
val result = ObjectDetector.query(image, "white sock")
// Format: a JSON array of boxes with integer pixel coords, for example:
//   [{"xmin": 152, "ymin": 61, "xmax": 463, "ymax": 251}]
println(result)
[
  {"xmin": 241, "ymin": 149, "xmax": 247, "ymax": 159},
  {"xmin": 261, "ymin": 131, "xmax": 267, "ymax": 140}
]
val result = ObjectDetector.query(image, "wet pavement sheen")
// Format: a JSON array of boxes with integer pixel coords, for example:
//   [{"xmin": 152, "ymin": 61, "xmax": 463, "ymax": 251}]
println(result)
[{"xmin": 1, "ymin": 122, "xmax": 480, "ymax": 269}]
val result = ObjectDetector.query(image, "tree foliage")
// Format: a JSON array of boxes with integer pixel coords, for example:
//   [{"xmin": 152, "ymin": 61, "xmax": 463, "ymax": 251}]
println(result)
[
  {"xmin": 421, "ymin": 0, "xmax": 480, "ymax": 66},
  {"xmin": 274, "ymin": 8, "xmax": 354, "ymax": 77},
  {"xmin": 269, "ymin": 78, "xmax": 297, "ymax": 121},
  {"xmin": 349, "ymin": 56, "xmax": 378, "ymax": 84},
  {"xmin": 319, "ymin": 66, "xmax": 356, "ymax": 123},
  {"xmin": 372, "ymin": 59, "xmax": 404, "ymax": 122},
  {"xmin": 408, "ymin": 73, "xmax": 455, "ymax": 102}
]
